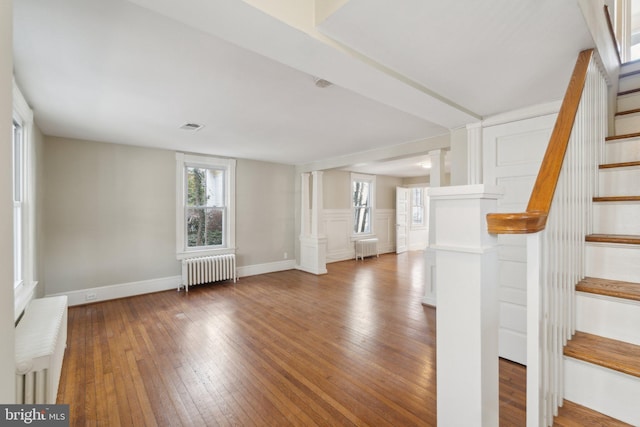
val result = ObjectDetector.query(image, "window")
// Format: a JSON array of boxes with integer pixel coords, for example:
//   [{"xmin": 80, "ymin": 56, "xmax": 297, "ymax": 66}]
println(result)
[
  {"xmin": 13, "ymin": 81, "xmax": 37, "ymax": 321},
  {"xmin": 13, "ymin": 119, "xmax": 24, "ymax": 288},
  {"xmin": 176, "ymin": 153, "xmax": 235, "ymax": 258},
  {"xmin": 351, "ymin": 173, "xmax": 375, "ymax": 235},
  {"xmin": 411, "ymin": 187, "xmax": 424, "ymax": 226}
]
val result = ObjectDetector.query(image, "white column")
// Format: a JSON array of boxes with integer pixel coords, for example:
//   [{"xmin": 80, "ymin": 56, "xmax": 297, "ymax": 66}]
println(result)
[
  {"xmin": 311, "ymin": 171, "xmax": 324, "ymax": 237},
  {"xmin": 467, "ymin": 122, "xmax": 483, "ymax": 185},
  {"xmin": 300, "ymin": 173, "xmax": 310, "ymax": 238},
  {"xmin": 428, "ymin": 149, "xmax": 446, "ymax": 187},
  {"xmin": 431, "ymin": 184, "xmax": 502, "ymax": 427},
  {"xmin": 297, "ymin": 171, "xmax": 327, "ymax": 275}
]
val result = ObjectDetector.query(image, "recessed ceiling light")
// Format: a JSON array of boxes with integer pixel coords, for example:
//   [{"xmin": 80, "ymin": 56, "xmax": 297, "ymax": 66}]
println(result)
[{"xmin": 180, "ymin": 123, "xmax": 204, "ymax": 132}]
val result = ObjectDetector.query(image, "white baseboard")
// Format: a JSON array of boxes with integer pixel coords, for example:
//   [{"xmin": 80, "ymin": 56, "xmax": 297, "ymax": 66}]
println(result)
[
  {"xmin": 237, "ymin": 260, "xmax": 296, "ymax": 277},
  {"xmin": 46, "ymin": 275, "xmax": 182, "ymax": 306}
]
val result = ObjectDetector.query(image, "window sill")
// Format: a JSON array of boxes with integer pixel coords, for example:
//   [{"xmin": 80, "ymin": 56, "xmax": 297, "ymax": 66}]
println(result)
[
  {"xmin": 14, "ymin": 280, "xmax": 38, "ymax": 322},
  {"xmin": 177, "ymin": 247, "xmax": 236, "ymax": 260}
]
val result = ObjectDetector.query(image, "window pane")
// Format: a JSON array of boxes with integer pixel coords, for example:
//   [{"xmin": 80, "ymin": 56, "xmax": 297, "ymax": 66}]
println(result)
[
  {"xmin": 205, "ymin": 209, "xmax": 223, "ymax": 246},
  {"xmin": 187, "ymin": 167, "xmax": 225, "ymax": 207},
  {"xmin": 412, "ymin": 206, "xmax": 423, "ymax": 224},
  {"xmin": 353, "ymin": 207, "xmax": 371, "ymax": 234},
  {"xmin": 186, "ymin": 207, "xmax": 206, "ymax": 247},
  {"xmin": 353, "ymin": 181, "xmax": 370, "ymax": 207}
]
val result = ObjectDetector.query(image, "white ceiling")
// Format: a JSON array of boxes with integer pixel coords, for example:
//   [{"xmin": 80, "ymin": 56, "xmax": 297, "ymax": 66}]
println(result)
[{"xmin": 12, "ymin": 0, "xmax": 594, "ymax": 177}]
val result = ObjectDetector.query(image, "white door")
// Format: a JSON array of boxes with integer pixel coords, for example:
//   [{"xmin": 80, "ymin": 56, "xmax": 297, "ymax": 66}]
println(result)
[
  {"xmin": 483, "ymin": 113, "xmax": 556, "ymax": 365},
  {"xmin": 396, "ymin": 187, "xmax": 409, "ymax": 254}
]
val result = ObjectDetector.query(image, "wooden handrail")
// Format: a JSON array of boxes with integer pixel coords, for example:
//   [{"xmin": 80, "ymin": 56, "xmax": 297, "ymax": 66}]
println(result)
[
  {"xmin": 604, "ymin": 5, "xmax": 622, "ymax": 65},
  {"xmin": 486, "ymin": 49, "xmax": 594, "ymax": 234}
]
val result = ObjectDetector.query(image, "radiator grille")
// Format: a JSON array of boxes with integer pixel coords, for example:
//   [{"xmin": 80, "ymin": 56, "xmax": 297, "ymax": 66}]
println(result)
[
  {"xmin": 355, "ymin": 238, "xmax": 379, "ymax": 261},
  {"xmin": 181, "ymin": 254, "xmax": 237, "ymax": 291}
]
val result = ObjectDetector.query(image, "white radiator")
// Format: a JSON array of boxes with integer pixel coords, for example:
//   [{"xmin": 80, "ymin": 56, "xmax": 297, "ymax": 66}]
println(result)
[
  {"xmin": 181, "ymin": 254, "xmax": 237, "ymax": 292},
  {"xmin": 15, "ymin": 295, "xmax": 68, "ymax": 404},
  {"xmin": 355, "ymin": 238, "xmax": 379, "ymax": 261}
]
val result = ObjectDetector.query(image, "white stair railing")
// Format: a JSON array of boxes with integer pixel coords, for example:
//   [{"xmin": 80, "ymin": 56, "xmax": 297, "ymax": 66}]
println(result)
[{"xmin": 487, "ymin": 49, "xmax": 608, "ymax": 426}]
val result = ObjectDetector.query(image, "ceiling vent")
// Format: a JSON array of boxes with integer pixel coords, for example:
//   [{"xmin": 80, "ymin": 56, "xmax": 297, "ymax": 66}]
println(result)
[
  {"xmin": 314, "ymin": 77, "xmax": 332, "ymax": 88},
  {"xmin": 180, "ymin": 123, "xmax": 204, "ymax": 132}
]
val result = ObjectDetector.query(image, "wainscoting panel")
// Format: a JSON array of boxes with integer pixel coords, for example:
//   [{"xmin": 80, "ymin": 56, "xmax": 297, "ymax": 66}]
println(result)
[{"xmin": 324, "ymin": 209, "xmax": 396, "ymax": 262}]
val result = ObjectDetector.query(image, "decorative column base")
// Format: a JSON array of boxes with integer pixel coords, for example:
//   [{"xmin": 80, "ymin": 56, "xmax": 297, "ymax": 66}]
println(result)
[{"xmin": 297, "ymin": 236, "xmax": 328, "ymax": 275}]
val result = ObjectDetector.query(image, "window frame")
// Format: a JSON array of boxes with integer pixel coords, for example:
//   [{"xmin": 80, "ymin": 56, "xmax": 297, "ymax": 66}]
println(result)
[
  {"xmin": 350, "ymin": 173, "xmax": 376, "ymax": 238},
  {"xmin": 176, "ymin": 153, "xmax": 236, "ymax": 260},
  {"xmin": 13, "ymin": 81, "xmax": 37, "ymax": 321}
]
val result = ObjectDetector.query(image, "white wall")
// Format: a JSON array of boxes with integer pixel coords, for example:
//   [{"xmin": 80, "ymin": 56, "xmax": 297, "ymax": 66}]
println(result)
[{"xmin": 0, "ymin": 0, "xmax": 16, "ymax": 403}]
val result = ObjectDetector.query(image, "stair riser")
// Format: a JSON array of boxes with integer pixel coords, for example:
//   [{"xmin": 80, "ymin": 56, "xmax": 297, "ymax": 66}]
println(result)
[
  {"xmin": 593, "ymin": 202, "xmax": 640, "ymax": 235},
  {"xmin": 614, "ymin": 112, "xmax": 640, "ymax": 135},
  {"xmin": 585, "ymin": 244, "xmax": 640, "ymax": 282},
  {"xmin": 617, "ymin": 91, "xmax": 640, "ymax": 111},
  {"xmin": 605, "ymin": 138, "xmax": 640, "ymax": 163},
  {"xmin": 598, "ymin": 167, "xmax": 640, "ymax": 196},
  {"xmin": 576, "ymin": 293, "xmax": 640, "ymax": 346},
  {"xmin": 564, "ymin": 357, "xmax": 640, "ymax": 425},
  {"xmin": 618, "ymin": 73, "xmax": 640, "ymax": 92}
]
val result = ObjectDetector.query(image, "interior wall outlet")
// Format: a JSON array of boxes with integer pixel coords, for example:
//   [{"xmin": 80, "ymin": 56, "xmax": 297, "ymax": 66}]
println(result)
[
  {"xmin": 284, "ymin": 252, "xmax": 288, "ymax": 259},
  {"xmin": 85, "ymin": 292, "xmax": 97, "ymax": 301}
]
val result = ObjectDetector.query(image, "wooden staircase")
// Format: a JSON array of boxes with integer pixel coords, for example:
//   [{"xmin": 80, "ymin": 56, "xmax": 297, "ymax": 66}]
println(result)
[{"xmin": 558, "ymin": 60, "xmax": 640, "ymax": 426}]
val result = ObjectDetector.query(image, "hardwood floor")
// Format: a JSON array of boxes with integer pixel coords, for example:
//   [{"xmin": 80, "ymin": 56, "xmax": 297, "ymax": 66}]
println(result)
[{"xmin": 58, "ymin": 251, "xmax": 528, "ymax": 426}]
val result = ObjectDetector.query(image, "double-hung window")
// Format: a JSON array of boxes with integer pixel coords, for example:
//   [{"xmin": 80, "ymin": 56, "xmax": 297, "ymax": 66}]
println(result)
[
  {"xmin": 176, "ymin": 153, "xmax": 236, "ymax": 258},
  {"xmin": 13, "ymin": 81, "xmax": 36, "ymax": 320},
  {"xmin": 351, "ymin": 173, "xmax": 375, "ymax": 236}
]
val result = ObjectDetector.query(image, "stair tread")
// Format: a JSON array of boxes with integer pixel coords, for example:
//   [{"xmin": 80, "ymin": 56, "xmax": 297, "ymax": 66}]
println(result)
[
  {"xmin": 586, "ymin": 234, "xmax": 640, "ymax": 244},
  {"xmin": 577, "ymin": 277, "xmax": 640, "ymax": 302},
  {"xmin": 599, "ymin": 160, "xmax": 640, "ymax": 169},
  {"xmin": 553, "ymin": 400, "xmax": 632, "ymax": 427},
  {"xmin": 620, "ymin": 69, "xmax": 640, "ymax": 79},
  {"xmin": 617, "ymin": 87, "xmax": 640, "ymax": 96},
  {"xmin": 605, "ymin": 131, "xmax": 640, "ymax": 141},
  {"xmin": 593, "ymin": 195, "xmax": 640, "ymax": 202},
  {"xmin": 564, "ymin": 331, "xmax": 640, "ymax": 378},
  {"xmin": 615, "ymin": 107, "xmax": 640, "ymax": 116}
]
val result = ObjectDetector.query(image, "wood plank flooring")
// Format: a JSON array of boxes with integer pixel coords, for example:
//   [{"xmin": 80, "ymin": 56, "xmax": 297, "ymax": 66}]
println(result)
[{"xmin": 58, "ymin": 251, "xmax": 529, "ymax": 426}]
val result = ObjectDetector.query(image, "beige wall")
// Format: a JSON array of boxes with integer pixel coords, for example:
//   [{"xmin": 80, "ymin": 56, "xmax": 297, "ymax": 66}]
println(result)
[
  {"xmin": 376, "ymin": 175, "xmax": 403, "ymax": 209},
  {"xmin": 43, "ymin": 137, "xmax": 179, "ymax": 294},
  {"xmin": 0, "ymin": 0, "xmax": 16, "ymax": 402},
  {"xmin": 402, "ymin": 176, "xmax": 429, "ymax": 186},
  {"xmin": 33, "ymin": 124, "xmax": 45, "ymax": 298},
  {"xmin": 323, "ymin": 169, "xmax": 350, "ymax": 209},
  {"xmin": 42, "ymin": 137, "xmax": 297, "ymax": 295},
  {"xmin": 236, "ymin": 158, "xmax": 296, "ymax": 266}
]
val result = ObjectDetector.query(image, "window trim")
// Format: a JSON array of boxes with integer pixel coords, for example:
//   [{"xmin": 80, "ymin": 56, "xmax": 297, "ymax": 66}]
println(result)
[
  {"xmin": 350, "ymin": 173, "xmax": 376, "ymax": 238},
  {"xmin": 410, "ymin": 186, "xmax": 427, "ymax": 229},
  {"xmin": 176, "ymin": 153, "xmax": 236, "ymax": 260},
  {"xmin": 13, "ymin": 81, "xmax": 38, "ymax": 321}
]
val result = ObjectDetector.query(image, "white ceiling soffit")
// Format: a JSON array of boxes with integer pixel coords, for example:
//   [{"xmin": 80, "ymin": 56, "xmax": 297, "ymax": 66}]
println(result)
[
  {"xmin": 125, "ymin": 0, "xmax": 479, "ymax": 128},
  {"xmin": 317, "ymin": 0, "xmax": 595, "ymax": 117}
]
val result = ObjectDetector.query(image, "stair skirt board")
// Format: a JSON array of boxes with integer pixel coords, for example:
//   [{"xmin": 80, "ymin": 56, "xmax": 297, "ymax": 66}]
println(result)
[
  {"xmin": 576, "ymin": 292, "xmax": 640, "ymax": 346},
  {"xmin": 598, "ymin": 167, "xmax": 640, "ymax": 196},
  {"xmin": 564, "ymin": 357, "xmax": 640, "ymax": 426},
  {"xmin": 585, "ymin": 244, "xmax": 640, "ymax": 283},
  {"xmin": 592, "ymin": 203, "xmax": 640, "ymax": 235}
]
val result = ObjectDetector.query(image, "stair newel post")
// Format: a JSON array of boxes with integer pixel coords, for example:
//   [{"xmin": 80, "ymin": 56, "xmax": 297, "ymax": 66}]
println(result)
[{"xmin": 431, "ymin": 184, "xmax": 503, "ymax": 427}]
